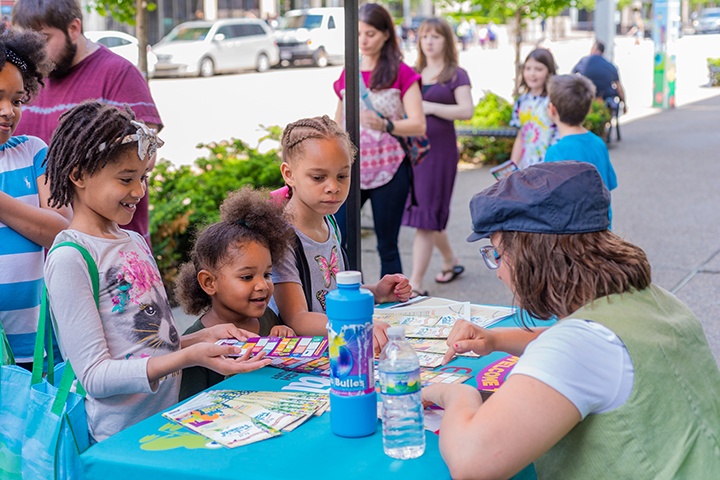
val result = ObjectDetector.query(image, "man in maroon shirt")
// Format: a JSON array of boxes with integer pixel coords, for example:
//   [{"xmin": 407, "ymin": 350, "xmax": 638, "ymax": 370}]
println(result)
[{"xmin": 12, "ymin": 0, "xmax": 163, "ymax": 246}]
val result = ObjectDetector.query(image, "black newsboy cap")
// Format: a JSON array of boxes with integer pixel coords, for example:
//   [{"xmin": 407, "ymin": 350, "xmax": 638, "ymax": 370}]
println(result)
[{"xmin": 467, "ymin": 161, "xmax": 611, "ymax": 242}]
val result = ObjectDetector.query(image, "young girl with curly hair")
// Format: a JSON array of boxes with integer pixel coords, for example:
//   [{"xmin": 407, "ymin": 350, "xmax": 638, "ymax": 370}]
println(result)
[{"xmin": 174, "ymin": 187, "xmax": 296, "ymax": 400}]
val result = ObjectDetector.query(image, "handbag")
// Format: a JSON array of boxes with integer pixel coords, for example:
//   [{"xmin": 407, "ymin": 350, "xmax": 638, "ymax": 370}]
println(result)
[
  {"xmin": 396, "ymin": 134, "xmax": 430, "ymax": 167},
  {"xmin": 0, "ymin": 241, "xmax": 97, "ymax": 480},
  {"xmin": 358, "ymin": 71, "xmax": 430, "ymax": 167}
]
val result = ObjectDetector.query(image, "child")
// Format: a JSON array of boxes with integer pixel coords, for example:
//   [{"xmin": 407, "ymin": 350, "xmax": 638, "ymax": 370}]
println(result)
[
  {"xmin": 271, "ymin": 116, "xmax": 412, "ymax": 352},
  {"xmin": 509, "ymin": 48, "xmax": 559, "ymax": 169},
  {"xmin": 43, "ymin": 101, "xmax": 270, "ymax": 442},
  {"xmin": 0, "ymin": 25, "xmax": 72, "ymax": 369},
  {"xmin": 174, "ymin": 187, "xmax": 296, "ymax": 401},
  {"xmin": 545, "ymin": 74, "xmax": 617, "ymax": 226}
]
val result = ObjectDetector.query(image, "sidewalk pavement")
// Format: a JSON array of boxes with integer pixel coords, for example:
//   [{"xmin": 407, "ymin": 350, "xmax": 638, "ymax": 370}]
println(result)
[{"xmin": 358, "ymin": 92, "xmax": 720, "ymax": 366}]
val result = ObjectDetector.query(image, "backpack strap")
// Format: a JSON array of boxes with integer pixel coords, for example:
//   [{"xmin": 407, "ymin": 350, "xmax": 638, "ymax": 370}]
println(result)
[
  {"xmin": 292, "ymin": 215, "xmax": 349, "ymax": 314},
  {"xmin": 292, "ymin": 233, "xmax": 314, "ymax": 313},
  {"xmin": 327, "ymin": 214, "xmax": 350, "ymax": 271}
]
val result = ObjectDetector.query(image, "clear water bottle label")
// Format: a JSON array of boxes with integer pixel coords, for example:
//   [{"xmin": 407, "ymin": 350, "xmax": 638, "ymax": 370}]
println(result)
[
  {"xmin": 328, "ymin": 323, "xmax": 374, "ymax": 396},
  {"xmin": 379, "ymin": 369, "xmax": 421, "ymax": 395}
]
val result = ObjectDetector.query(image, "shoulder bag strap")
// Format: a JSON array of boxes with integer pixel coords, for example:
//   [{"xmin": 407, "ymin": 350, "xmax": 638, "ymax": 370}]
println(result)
[{"xmin": 358, "ymin": 61, "xmax": 381, "ymax": 115}]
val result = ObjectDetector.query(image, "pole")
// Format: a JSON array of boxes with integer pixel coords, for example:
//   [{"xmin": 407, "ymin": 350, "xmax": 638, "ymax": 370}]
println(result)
[{"xmin": 344, "ymin": 3, "xmax": 361, "ymax": 271}]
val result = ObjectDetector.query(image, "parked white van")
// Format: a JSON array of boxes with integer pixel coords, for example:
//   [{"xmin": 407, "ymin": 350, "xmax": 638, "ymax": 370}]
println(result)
[
  {"xmin": 152, "ymin": 19, "xmax": 279, "ymax": 77},
  {"xmin": 274, "ymin": 8, "xmax": 345, "ymax": 68}
]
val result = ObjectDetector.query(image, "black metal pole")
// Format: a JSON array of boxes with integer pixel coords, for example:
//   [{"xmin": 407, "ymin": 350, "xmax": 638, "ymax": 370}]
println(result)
[{"xmin": 344, "ymin": 2, "xmax": 361, "ymax": 271}]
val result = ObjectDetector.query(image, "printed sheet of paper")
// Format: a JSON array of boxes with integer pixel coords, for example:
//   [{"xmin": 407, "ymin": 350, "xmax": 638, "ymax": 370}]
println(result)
[
  {"xmin": 373, "ymin": 301, "xmax": 471, "ymax": 338},
  {"xmin": 468, "ymin": 304, "xmax": 516, "ymax": 329}
]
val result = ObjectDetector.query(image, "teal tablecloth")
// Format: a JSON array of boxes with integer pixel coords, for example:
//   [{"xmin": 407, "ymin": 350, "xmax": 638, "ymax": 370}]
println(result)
[{"xmin": 80, "ymin": 313, "xmax": 540, "ymax": 480}]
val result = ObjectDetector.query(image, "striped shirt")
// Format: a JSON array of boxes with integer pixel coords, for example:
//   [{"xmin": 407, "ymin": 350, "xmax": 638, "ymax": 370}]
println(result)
[{"xmin": 0, "ymin": 135, "xmax": 48, "ymax": 363}]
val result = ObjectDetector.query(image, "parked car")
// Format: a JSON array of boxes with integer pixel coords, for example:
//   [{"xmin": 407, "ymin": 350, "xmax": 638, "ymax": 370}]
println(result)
[
  {"xmin": 693, "ymin": 8, "xmax": 720, "ymax": 34},
  {"xmin": 85, "ymin": 30, "xmax": 157, "ymax": 76},
  {"xmin": 152, "ymin": 19, "xmax": 280, "ymax": 77},
  {"xmin": 274, "ymin": 7, "xmax": 344, "ymax": 68}
]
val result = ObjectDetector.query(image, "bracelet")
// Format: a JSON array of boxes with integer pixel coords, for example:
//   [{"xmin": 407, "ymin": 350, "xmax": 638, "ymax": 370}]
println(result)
[{"xmin": 385, "ymin": 118, "xmax": 394, "ymax": 134}]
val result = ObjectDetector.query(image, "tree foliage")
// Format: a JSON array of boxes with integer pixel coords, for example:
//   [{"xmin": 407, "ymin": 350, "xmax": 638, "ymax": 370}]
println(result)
[
  {"xmin": 86, "ymin": 0, "xmax": 157, "ymax": 25},
  {"xmin": 471, "ymin": 0, "xmax": 574, "ymax": 22}
]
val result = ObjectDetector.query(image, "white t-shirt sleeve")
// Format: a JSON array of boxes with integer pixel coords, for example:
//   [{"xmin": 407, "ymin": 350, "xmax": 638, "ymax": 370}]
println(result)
[
  {"xmin": 45, "ymin": 245, "xmax": 156, "ymax": 398},
  {"xmin": 508, "ymin": 319, "xmax": 634, "ymax": 419}
]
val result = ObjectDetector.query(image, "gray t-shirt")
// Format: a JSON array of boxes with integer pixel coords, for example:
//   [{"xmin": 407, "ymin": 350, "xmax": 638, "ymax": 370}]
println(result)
[
  {"xmin": 271, "ymin": 217, "xmax": 346, "ymax": 314},
  {"xmin": 45, "ymin": 229, "xmax": 181, "ymax": 442}
]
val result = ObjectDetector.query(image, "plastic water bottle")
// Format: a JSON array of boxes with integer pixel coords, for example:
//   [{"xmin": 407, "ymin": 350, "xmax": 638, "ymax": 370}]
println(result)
[
  {"xmin": 326, "ymin": 271, "xmax": 377, "ymax": 437},
  {"xmin": 378, "ymin": 326, "xmax": 425, "ymax": 459}
]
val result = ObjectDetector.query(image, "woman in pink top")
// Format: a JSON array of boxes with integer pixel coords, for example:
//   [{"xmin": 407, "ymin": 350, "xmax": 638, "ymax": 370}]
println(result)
[{"xmin": 333, "ymin": 2, "xmax": 425, "ymax": 277}]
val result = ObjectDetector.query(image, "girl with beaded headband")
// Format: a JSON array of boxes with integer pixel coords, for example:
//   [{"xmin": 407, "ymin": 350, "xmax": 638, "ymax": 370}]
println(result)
[
  {"xmin": 0, "ymin": 24, "xmax": 72, "ymax": 369},
  {"xmin": 174, "ymin": 186, "xmax": 296, "ymax": 401},
  {"xmin": 271, "ymin": 115, "xmax": 412, "ymax": 354},
  {"xmin": 43, "ymin": 101, "xmax": 269, "ymax": 442}
]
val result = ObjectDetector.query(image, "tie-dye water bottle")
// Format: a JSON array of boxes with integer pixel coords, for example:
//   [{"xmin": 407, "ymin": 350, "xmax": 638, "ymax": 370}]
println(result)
[{"xmin": 326, "ymin": 271, "xmax": 377, "ymax": 437}]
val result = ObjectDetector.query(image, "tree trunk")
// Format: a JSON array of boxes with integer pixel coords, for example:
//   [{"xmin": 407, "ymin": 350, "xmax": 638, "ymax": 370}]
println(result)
[
  {"xmin": 136, "ymin": 0, "xmax": 149, "ymax": 82},
  {"xmin": 513, "ymin": 9, "xmax": 523, "ymax": 98}
]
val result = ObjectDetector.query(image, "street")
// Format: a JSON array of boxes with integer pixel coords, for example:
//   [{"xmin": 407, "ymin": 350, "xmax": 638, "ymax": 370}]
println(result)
[{"xmin": 149, "ymin": 32, "xmax": 720, "ymax": 167}]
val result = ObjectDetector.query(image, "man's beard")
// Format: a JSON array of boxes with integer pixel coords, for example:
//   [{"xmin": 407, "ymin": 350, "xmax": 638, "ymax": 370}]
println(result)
[{"xmin": 49, "ymin": 34, "xmax": 77, "ymax": 79}]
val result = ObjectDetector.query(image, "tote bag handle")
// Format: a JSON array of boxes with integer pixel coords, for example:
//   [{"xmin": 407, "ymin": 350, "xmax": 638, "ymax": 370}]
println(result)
[
  {"xmin": 32, "ymin": 242, "xmax": 99, "ymax": 397},
  {"xmin": 0, "ymin": 321, "xmax": 14, "ymax": 366}
]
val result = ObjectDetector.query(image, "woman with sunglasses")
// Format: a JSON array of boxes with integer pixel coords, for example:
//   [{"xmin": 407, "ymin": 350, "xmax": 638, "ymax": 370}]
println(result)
[{"xmin": 423, "ymin": 162, "xmax": 720, "ymax": 479}]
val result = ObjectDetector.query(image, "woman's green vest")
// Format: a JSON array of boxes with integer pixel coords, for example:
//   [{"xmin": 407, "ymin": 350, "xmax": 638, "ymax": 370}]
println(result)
[{"xmin": 535, "ymin": 285, "xmax": 720, "ymax": 479}]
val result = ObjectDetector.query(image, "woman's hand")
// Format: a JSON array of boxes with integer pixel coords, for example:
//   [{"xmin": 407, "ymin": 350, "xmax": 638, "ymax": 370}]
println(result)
[
  {"xmin": 372, "ymin": 321, "xmax": 390, "ymax": 355},
  {"xmin": 269, "ymin": 325, "xmax": 296, "ymax": 337},
  {"xmin": 190, "ymin": 343, "xmax": 272, "ymax": 376},
  {"xmin": 372, "ymin": 274, "xmax": 412, "ymax": 303},
  {"xmin": 442, "ymin": 320, "xmax": 497, "ymax": 365},
  {"xmin": 421, "ymin": 100, "xmax": 436, "ymax": 115},
  {"xmin": 360, "ymin": 110, "xmax": 385, "ymax": 131}
]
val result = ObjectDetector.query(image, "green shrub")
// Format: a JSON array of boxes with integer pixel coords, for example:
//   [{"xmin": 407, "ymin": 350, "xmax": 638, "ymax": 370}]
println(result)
[
  {"xmin": 708, "ymin": 58, "xmax": 720, "ymax": 86},
  {"xmin": 149, "ymin": 128, "xmax": 284, "ymax": 298},
  {"xmin": 457, "ymin": 91, "xmax": 515, "ymax": 166},
  {"xmin": 584, "ymin": 99, "xmax": 612, "ymax": 139}
]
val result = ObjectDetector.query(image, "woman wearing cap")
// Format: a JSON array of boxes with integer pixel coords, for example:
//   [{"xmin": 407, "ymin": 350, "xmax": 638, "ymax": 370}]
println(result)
[{"xmin": 422, "ymin": 161, "xmax": 720, "ymax": 480}]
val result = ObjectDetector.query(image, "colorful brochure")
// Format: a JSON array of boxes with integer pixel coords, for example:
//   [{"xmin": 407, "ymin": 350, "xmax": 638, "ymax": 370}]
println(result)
[
  {"xmin": 269, "ymin": 355, "xmax": 331, "ymax": 376},
  {"xmin": 216, "ymin": 336, "xmax": 328, "ymax": 359}
]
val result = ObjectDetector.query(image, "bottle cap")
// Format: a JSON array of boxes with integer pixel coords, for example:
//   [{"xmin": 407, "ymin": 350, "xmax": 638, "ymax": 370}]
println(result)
[
  {"xmin": 387, "ymin": 326, "xmax": 405, "ymax": 337},
  {"xmin": 336, "ymin": 271, "xmax": 362, "ymax": 285}
]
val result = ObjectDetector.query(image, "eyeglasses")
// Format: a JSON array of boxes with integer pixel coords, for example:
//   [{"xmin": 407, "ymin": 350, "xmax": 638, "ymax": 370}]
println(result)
[{"xmin": 480, "ymin": 245, "xmax": 502, "ymax": 270}]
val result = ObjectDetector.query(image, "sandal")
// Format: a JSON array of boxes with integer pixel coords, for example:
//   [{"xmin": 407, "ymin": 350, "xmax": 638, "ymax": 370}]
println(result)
[
  {"xmin": 410, "ymin": 289, "xmax": 429, "ymax": 299},
  {"xmin": 435, "ymin": 265, "xmax": 465, "ymax": 284}
]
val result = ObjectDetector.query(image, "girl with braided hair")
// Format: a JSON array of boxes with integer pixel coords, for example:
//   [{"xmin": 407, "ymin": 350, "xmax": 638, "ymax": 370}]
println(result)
[
  {"xmin": 175, "ymin": 186, "xmax": 296, "ymax": 401},
  {"xmin": 271, "ymin": 115, "xmax": 412, "ymax": 354},
  {"xmin": 43, "ymin": 101, "xmax": 269, "ymax": 442},
  {"xmin": 0, "ymin": 24, "xmax": 71, "ymax": 368}
]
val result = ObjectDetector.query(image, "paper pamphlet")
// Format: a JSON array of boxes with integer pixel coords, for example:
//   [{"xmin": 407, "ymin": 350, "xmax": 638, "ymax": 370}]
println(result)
[
  {"xmin": 216, "ymin": 336, "xmax": 328, "ymax": 359},
  {"xmin": 489, "ymin": 160, "xmax": 518, "ymax": 180},
  {"xmin": 269, "ymin": 355, "xmax": 330, "ymax": 376},
  {"xmin": 163, "ymin": 390, "xmax": 329, "ymax": 448}
]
